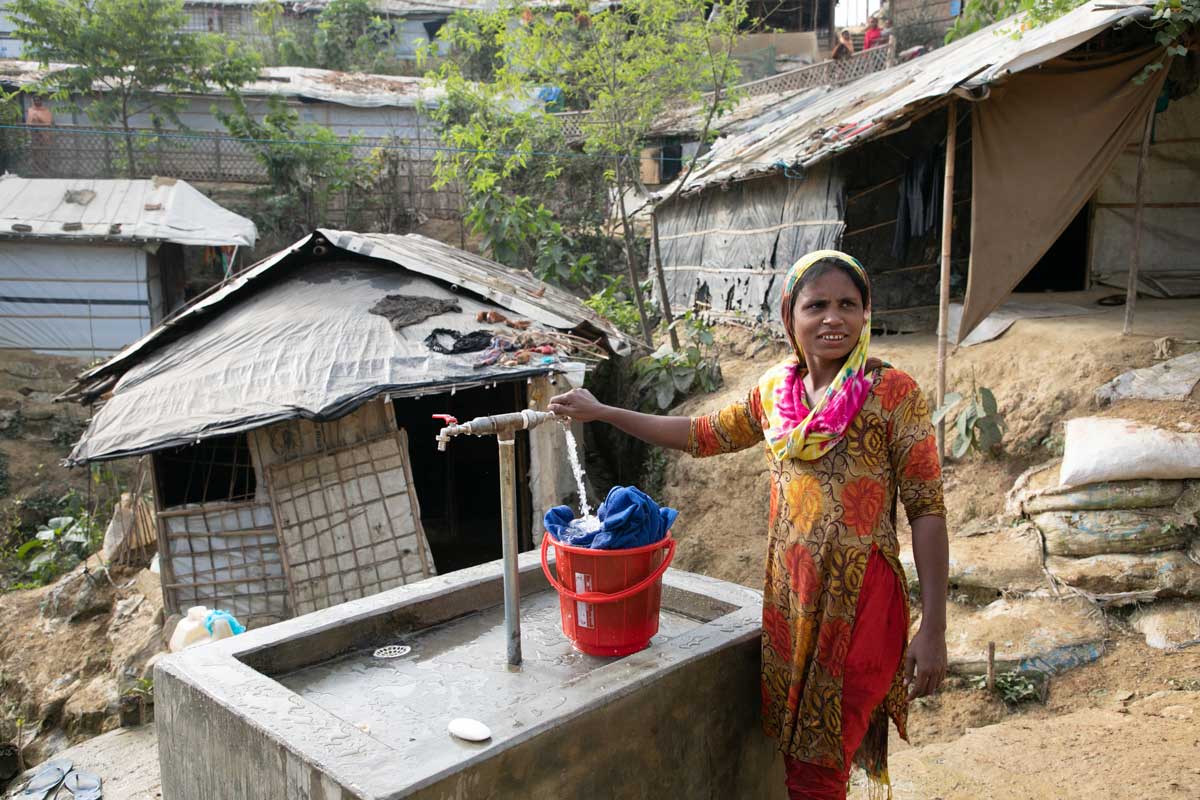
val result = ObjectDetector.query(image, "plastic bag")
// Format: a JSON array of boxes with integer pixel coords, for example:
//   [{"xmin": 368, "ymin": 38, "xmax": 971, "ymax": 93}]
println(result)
[{"xmin": 1059, "ymin": 418, "xmax": 1200, "ymax": 486}]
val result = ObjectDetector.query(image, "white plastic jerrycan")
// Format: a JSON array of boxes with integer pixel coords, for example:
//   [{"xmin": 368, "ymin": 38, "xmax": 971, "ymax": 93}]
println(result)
[{"xmin": 168, "ymin": 606, "xmax": 212, "ymax": 652}]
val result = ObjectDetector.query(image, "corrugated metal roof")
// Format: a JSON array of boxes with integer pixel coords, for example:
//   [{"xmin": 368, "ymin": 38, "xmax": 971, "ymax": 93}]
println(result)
[
  {"xmin": 0, "ymin": 60, "xmax": 443, "ymax": 108},
  {"xmin": 0, "ymin": 176, "xmax": 257, "ymax": 246},
  {"xmin": 664, "ymin": 0, "xmax": 1153, "ymax": 197},
  {"xmin": 72, "ymin": 228, "xmax": 630, "ymax": 391}
]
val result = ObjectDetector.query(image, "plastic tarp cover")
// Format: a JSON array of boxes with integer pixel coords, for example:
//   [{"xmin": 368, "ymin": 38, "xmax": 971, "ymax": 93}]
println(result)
[
  {"xmin": 0, "ymin": 177, "xmax": 257, "ymax": 247},
  {"xmin": 0, "ymin": 242, "xmax": 150, "ymax": 356},
  {"xmin": 961, "ymin": 49, "xmax": 1168, "ymax": 341},
  {"xmin": 69, "ymin": 260, "xmax": 549, "ymax": 463},
  {"xmin": 656, "ymin": 164, "xmax": 845, "ymax": 323},
  {"xmin": 1092, "ymin": 89, "xmax": 1200, "ymax": 292}
]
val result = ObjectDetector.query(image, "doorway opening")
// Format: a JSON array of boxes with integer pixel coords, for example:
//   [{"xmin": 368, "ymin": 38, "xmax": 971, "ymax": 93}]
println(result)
[{"xmin": 1016, "ymin": 203, "xmax": 1092, "ymax": 293}]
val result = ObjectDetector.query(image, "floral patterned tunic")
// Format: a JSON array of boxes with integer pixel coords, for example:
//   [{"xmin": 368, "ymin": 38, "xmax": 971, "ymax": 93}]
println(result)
[{"xmin": 688, "ymin": 362, "xmax": 946, "ymax": 776}]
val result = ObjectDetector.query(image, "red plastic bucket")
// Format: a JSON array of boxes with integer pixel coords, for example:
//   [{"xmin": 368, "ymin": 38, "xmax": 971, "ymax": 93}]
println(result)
[{"xmin": 540, "ymin": 532, "xmax": 675, "ymax": 657}]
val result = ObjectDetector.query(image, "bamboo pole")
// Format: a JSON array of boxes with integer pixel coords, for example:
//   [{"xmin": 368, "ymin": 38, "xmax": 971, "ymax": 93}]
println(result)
[
  {"xmin": 936, "ymin": 100, "xmax": 957, "ymax": 459},
  {"xmin": 1123, "ymin": 106, "xmax": 1155, "ymax": 336},
  {"xmin": 650, "ymin": 210, "xmax": 680, "ymax": 350}
]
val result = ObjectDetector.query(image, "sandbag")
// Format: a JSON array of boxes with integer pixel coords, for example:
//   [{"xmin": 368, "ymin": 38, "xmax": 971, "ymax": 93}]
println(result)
[
  {"xmin": 1046, "ymin": 544, "xmax": 1200, "ymax": 600},
  {"xmin": 901, "ymin": 523, "xmax": 1048, "ymax": 600},
  {"xmin": 1010, "ymin": 460, "xmax": 1186, "ymax": 514},
  {"xmin": 939, "ymin": 596, "xmax": 1106, "ymax": 676},
  {"xmin": 1034, "ymin": 509, "xmax": 1194, "ymax": 557},
  {"xmin": 1130, "ymin": 601, "xmax": 1200, "ymax": 650},
  {"xmin": 1059, "ymin": 417, "xmax": 1200, "ymax": 486}
]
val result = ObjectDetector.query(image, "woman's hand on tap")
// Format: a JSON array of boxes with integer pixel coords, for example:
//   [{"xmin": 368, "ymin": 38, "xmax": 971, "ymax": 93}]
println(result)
[{"xmin": 548, "ymin": 388, "xmax": 610, "ymax": 423}]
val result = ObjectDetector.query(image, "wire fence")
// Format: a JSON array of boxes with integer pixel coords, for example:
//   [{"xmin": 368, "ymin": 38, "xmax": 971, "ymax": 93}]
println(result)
[{"xmin": 0, "ymin": 125, "xmax": 462, "ymax": 220}]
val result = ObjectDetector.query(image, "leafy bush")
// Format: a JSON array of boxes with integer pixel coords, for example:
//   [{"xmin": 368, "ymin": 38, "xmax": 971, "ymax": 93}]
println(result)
[
  {"xmin": 634, "ymin": 312, "xmax": 721, "ymax": 410},
  {"xmin": 971, "ymin": 670, "xmax": 1044, "ymax": 705},
  {"xmin": 932, "ymin": 373, "xmax": 1006, "ymax": 458},
  {"xmin": 15, "ymin": 511, "xmax": 100, "ymax": 585},
  {"xmin": 585, "ymin": 276, "xmax": 642, "ymax": 336}
]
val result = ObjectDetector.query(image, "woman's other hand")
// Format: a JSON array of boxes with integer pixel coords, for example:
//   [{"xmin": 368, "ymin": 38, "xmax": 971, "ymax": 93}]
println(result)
[
  {"xmin": 904, "ymin": 623, "xmax": 947, "ymax": 701},
  {"xmin": 548, "ymin": 388, "xmax": 609, "ymax": 423}
]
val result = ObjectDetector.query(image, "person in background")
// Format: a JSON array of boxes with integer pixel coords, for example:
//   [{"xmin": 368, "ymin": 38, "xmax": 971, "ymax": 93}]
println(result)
[
  {"xmin": 831, "ymin": 29, "xmax": 855, "ymax": 60},
  {"xmin": 863, "ymin": 16, "xmax": 883, "ymax": 50},
  {"xmin": 25, "ymin": 96, "xmax": 54, "ymax": 177},
  {"xmin": 549, "ymin": 251, "xmax": 949, "ymax": 800}
]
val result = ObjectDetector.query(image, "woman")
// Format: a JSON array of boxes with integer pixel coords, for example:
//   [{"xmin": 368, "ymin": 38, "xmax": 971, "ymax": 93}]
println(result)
[
  {"xmin": 831, "ymin": 30, "xmax": 855, "ymax": 61},
  {"xmin": 548, "ymin": 251, "xmax": 949, "ymax": 799}
]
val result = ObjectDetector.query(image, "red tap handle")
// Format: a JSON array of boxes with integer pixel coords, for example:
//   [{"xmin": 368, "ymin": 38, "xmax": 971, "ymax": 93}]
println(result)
[{"xmin": 432, "ymin": 414, "xmax": 458, "ymax": 425}]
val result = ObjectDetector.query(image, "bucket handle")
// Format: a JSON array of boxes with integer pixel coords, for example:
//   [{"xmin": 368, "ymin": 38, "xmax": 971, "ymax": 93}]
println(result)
[{"xmin": 540, "ymin": 535, "xmax": 675, "ymax": 604}]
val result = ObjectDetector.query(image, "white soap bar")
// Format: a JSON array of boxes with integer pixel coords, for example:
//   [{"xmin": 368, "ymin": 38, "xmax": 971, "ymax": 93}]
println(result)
[{"xmin": 447, "ymin": 717, "xmax": 492, "ymax": 742}]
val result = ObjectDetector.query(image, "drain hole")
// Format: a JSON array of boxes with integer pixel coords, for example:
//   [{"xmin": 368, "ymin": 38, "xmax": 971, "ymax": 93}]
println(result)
[{"xmin": 374, "ymin": 645, "xmax": 412, "ymax": 659}]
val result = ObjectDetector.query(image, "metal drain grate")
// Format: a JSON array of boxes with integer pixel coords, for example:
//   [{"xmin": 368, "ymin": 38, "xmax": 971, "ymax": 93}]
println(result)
[{"xmin": 373, "ymin": 645, "xmax": 412, "ymax": 659}]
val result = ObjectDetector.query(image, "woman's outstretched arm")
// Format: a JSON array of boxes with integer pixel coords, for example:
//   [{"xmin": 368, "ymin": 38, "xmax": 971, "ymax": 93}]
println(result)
[{"xmin": 548, "ymin": 388, "xmax": 691, "ymax": 451}]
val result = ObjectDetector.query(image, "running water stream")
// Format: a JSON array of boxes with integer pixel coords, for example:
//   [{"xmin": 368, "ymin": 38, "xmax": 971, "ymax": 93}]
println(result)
[{"xmin": 561, "ymin": 423, "xmax": 600, "ymax": 532}]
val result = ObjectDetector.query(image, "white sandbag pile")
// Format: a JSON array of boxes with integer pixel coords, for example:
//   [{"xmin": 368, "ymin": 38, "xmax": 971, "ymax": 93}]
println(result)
[{"xmin": 1010, "ymin": 418, "xmax": 1200, "ymax": 605}]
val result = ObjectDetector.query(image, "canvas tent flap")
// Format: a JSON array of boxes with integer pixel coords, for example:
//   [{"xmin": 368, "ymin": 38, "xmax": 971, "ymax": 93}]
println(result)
[
  {"xmin": 67, "ymin": 261, "xmax": 554, "ymax": 464},
  {"xmin": 960, "ymin": 48, "xmax": 1168, "ymax": 342}
]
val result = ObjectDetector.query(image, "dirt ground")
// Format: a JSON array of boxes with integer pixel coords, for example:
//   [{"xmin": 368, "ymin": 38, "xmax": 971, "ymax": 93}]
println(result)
[{"xmin": 658, "ymin": 293, "xmax": 1200, "ymax": 796}]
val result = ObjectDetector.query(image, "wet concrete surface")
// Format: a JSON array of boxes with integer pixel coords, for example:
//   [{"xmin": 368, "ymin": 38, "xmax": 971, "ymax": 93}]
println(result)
[{"xmin": 278, "ymin": 590, "xmax": 703, "ymax": 751}]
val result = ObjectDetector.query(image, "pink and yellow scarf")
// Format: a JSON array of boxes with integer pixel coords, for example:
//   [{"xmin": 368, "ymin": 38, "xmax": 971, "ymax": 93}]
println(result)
[{"xmin": 758, "ymin": 250, "xmax": 873, "ymax": 461}]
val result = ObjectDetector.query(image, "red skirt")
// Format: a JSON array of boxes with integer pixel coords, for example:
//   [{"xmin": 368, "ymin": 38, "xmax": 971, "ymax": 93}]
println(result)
[{"xmin": 784, "ymin": 546, "xmax": 906, "ymax": 800}]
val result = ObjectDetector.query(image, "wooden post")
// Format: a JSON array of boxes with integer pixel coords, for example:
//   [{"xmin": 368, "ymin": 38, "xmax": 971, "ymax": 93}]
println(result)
[
  {"xmin": 650, "ymin": 209, "xmax": 680, "ymax": 351},
  {"xmin": 986, "ymin": 641, "xmax": 996, "ymax": 692},
  {"xmin": 1123, "ymin": 105, "xmax": 1155, "ymax": 336},
  {"xmin": 936, "ymin": 100, "xmax": 957, "ymax": 459}
]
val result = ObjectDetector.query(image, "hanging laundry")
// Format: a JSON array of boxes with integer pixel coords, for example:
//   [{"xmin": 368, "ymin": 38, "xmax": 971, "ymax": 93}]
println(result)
[{"xmin": 891, "ymin": 142, "xmax": 945, "ymax": 259}]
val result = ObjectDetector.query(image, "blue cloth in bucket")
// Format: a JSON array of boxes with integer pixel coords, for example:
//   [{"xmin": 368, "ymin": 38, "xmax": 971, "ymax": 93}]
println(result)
[{"xmin": 545, "ymin": 486, "xmax": 678, "ymax": 549}]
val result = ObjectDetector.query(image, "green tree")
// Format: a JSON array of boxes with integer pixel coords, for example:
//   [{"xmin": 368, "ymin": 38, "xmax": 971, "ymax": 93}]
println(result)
[
  {"xmin": 428, "ymin": 0, "xmax": 748, "ymax": 342},
  {"xmin": 216, "ymin": 93, "xmax": 366, "ymax": 237},
  {"xmin": 315, "ymin": 0, "xmax": 396, "ymax": 71},
  {"xmin": 11, "ymin": 0, "xmax": 260, "ymax": 176}
]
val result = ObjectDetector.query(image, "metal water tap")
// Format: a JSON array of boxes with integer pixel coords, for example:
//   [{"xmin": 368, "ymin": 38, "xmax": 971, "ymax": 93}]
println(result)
[
  {"xmin": 434, "ymin": 409, "xmax": 557, "ymax": 449},
  {"xmin": 432, "ymin": 408, "xmax": 559, "ymax": 667}
]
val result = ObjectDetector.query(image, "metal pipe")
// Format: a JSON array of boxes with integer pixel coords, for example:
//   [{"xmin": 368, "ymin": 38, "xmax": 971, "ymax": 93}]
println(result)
[
  {"xmin": 497, "ymin": 432, "xmax": 522, "ymax": 666},
  {"xmin": 434, "ymin": 407, "xmax": 558, "ymax": 666}
]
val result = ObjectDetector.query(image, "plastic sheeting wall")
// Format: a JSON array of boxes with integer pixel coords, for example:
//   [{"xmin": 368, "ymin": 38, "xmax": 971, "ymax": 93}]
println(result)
[
  {"xmin": 656, "ymin": 164, "xmax": 845, "ymax": 324},
  {"xmin": 0, "ymin": 242, "xmax": 151, "ymax": 357},
  {"xmin": 1092, "ymin": 88, "xmax": 1200, "ymax": 294}
]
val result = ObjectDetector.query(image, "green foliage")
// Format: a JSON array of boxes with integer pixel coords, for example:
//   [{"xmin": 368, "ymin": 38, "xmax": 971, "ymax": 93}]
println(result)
[
  {"xmin": 944, "ymin": 0, "xmax": 1088, "ymax": 43},
  {"xmin": 253, "ymin": 0, "xmax": 413, "ymax": 73},
  {"xmin": 970, "ymin": 670, "xmax": 1044, "ymax": 705},
  {"xmin": 217, "ymin": 93, "xmax": 366, "ymax": 237},
  {"xmin": 1138, "ymin": 0, "xmax": 1200, "ymax": 83},
  {"xmin": 421, "ymin": 67, "xmax": 609, "ymax": 286},
  {"xmin": 932, "ymin": 372, "xmax": 1007, "ymax": 459},
  {"xmin": 10, "ymin": 0, "xmax": 259, "ymax": 175},
  {"xmin": 634, "ymin": 312, "xmax": 722, "ymax": 410},
  {"xmin": 13, "ymin": 490, "xmax": 105, "ymax": 587},
  {"xmin": 424, "ymin": 0, "xmax": 749, "ymax": 310},
  {"xmin": 585, "ymin": 276, "xmax": 643, "ymax": 336}
]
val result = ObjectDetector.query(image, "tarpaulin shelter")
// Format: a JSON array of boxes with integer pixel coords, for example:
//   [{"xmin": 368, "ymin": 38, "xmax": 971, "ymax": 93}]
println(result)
[
  {"xmin": 0, "ymin": 176, "xmax": 257, "ymax": 357},
  {"xmin": 63, "ymin": 230, "xmax": 629, "ymax": 626},
  {"xmin": 655, "ymin": 0, "xmax": 1191, "ymax": 342}
]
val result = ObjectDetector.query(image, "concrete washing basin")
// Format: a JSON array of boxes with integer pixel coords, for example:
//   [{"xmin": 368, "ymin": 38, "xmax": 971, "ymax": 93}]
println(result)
[{"xmin": 155, "ymin": 551, "xmax": 780, "ymax": 799}]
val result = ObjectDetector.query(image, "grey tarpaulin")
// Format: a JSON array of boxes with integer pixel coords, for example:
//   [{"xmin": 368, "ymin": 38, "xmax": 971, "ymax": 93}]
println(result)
[
  {"xmin": 656, "ymin": 164, "xmax": 844, "ymax": 323},
  {"xmin": 67, "ymin": 260, "xmax": 557, "ymax": 464}
]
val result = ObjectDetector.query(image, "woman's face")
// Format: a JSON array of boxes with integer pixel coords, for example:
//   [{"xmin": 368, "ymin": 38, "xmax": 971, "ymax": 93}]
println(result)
[{"xmin": 790, "ymin": 268, "xmax": 868, "ymax": 364}]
